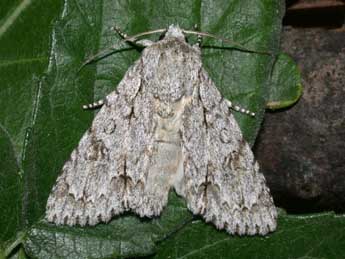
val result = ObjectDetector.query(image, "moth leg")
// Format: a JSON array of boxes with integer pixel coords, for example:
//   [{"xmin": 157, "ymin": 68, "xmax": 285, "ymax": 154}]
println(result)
[
  {"xmin": 111, "ymin": 26, "xmax": 154, "ymax": 47},
  {"xmin": 193, "ymin": 24, "xmax": 202, "ymax": 48},
  {"xmin": 82, "ymin": 99, "xmax": 104, "ymax": 110},
  {"xmin": 224, "ymin": 99, "xmax": 256, "ymax": 116}
]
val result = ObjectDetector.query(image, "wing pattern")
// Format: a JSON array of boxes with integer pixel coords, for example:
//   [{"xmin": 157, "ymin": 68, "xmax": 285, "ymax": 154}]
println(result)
[{"xmin": 46, "ymin": 25, "xmax": 277, "ymax": 235}]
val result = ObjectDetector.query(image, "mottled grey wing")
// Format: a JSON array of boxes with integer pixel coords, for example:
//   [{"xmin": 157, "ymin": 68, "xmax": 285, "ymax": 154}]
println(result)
[
  {"xmin": 46, "ymin": 59, "xmax": 170, "ymax": 226},
  {"xmin": 181, "ymin": 68, "xmax": 277, "ymax": 235}
]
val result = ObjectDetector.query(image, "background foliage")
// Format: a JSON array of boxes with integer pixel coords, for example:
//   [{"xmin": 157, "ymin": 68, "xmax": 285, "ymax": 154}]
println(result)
[{"xmin": 1, "ymin": 0, "xmax": 342, "ymax": 259}]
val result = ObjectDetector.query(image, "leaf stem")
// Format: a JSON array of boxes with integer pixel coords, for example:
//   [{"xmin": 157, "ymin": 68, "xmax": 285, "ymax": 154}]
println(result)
[{"xmin": 4, "ymin": 232, "xmax": 26, "ymax": 258}]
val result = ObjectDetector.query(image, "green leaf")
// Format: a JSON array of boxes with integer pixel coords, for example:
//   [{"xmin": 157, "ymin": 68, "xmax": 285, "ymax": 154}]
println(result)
[
  {"xmin": 1, "ymin": 0, "xmax": 287, "ymax": 258},
  {"xmin": 0, "ymin": 0, "xmax": 62, "ymax": 161},
  {"xmin": 267, "ymin": 53, "xmax": 303, "ymax": 110},
  {"xmin": 24, "ymin": 193, "xmax": 192, "ymax": 259},
  {"xmin": 0, "ymin": 0, "xmax": 63, "ymax": 244},
  {"xmin": 152, "ymin": 212, "xmax": 345, "ymax": 259},
  {"xmin": 19, "ymin": 0, "xmax": 283, "ymax": 226}
]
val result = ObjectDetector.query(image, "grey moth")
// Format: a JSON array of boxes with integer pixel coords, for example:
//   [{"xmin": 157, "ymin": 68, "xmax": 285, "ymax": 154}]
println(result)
[{"xmin": 46, "ymin": 24, "xmax": 277, "ymax": 235}]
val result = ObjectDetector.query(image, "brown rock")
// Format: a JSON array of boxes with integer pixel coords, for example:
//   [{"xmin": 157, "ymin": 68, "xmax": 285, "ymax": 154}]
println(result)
[{"xmin": 255, "ymin": 26, "xmax": 345, "ymax": 213}]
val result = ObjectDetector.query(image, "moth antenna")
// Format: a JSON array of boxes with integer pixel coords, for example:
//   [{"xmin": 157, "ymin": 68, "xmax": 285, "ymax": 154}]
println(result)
[
  {"xmin": 78, "ymin": 28, "xmax": 167, "ymax": 73},
  {"xmin": 182, "ymin": 29, "xmax": 272, "ymax": 56},
  {"xmin": 79, "ymin": 25, "xmax": 129, "ymax": 71},
  {"xmin": 225, "ymin": 99, "xmax": 256, "ymax": 117},
  {"xmin": 77, "ymin": 44, "xmax": 122, "ymax": 73},
  {"xmin": 124, "ymin": 28, "xmax": 167, "ymax": 42},
  {"xmin": 82, "ymin": 99, "xmax": 104, "ymax": 110}
]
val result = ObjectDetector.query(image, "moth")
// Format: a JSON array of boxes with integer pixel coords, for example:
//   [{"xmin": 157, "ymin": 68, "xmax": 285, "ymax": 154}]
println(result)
[{"xmin": 46, "ymin": 24, "xmax": 277, "ymax": 235}]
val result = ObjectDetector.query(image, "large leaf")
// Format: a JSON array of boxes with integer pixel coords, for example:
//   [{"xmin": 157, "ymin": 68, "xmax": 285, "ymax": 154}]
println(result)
[
  {"xmin": 0, "ymin": 0, "xmax": 308, "ymax": 258},
  {"xmin": 152, "ymin": 212, "xmax": 345, "ymax": 259},
  {"xmin": 20, "ymin": 0, "xmax": 284, "ymax": 225},
  {"xmin": 26, "ymin": 0, "xmax": 283, "ymax": 230}
]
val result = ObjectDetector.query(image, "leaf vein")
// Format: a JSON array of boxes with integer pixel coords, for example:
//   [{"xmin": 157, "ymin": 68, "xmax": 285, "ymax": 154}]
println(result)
[
  {"xmin": 0, "ymin": 0, "xmax": 32, "ymax": 39},
  {"xmin": 0, "ymin": 57, "xmax": 47, "ymax": 68},
  {"xmin": 177, "ymin": 237, "xmax": 230, "ymax": 259}
]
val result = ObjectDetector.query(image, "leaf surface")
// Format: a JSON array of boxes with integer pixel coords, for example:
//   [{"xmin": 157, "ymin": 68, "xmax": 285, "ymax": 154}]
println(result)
[
  {"xmin": 0, "ymin": 1, "xmax": 313, "ymax": 258},
  {"xmin": 0, "ymin": 0, "xmax": 62, "ymax": 244},
  {"xmin": 267, "ymin": 53, "xmax": 303, "ymax": 110},
  {"xmin": 24, "ymin": 193, "xmax": 192, "ymax": 259},
  {"xmin": 20, "ymin": 0, "xmax": 284, "ymax": 239},
  {"xmin": 153, "ymin": 213, "xmax": 345, "ymax": 259}
]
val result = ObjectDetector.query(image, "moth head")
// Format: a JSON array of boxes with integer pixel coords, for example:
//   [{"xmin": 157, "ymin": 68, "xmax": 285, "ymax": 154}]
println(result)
[{"xmin": 164, "ymin": 24, "xmax": 185, "ymax": 41}]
